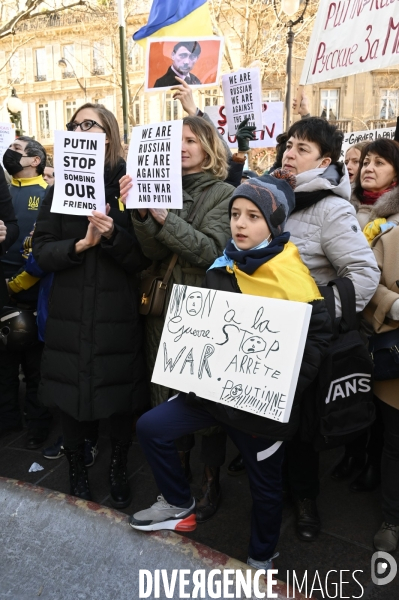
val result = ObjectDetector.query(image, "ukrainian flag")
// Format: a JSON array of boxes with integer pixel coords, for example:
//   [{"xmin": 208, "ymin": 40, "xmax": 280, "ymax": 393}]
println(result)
[{"xmin": 133, "ymin": 0, "xmax": 213, "ymax": 48}]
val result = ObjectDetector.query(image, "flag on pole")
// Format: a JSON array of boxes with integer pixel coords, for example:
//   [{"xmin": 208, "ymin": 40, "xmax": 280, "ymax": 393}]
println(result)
[{"xmin": 133, "ymin": 0, "xmax": 213, "ymax": 48}]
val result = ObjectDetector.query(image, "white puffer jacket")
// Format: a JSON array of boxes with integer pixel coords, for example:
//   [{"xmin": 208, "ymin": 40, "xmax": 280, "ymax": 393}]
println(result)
[{"xmin": 286, "ymin": 164, "xmax": 380, "ymax": 315}]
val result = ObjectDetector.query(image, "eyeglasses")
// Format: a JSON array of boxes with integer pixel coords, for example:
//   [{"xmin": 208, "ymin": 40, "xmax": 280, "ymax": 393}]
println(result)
[{"xmin": 66, "ymin": 119, "xmax": 106, "ymax": 132}]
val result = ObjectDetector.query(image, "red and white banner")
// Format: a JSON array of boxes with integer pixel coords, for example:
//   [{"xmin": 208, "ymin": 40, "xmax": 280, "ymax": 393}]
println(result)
[{"xmin": 301, "ymin": 1, "xmax": 399, "ymax": 85}]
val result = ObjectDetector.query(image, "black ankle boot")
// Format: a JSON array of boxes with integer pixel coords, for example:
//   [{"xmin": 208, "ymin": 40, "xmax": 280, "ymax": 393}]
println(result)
[
  {"xmin": 63, "ymin": 445, "xmax": 92, "ymax": 501},
  {"xmin": 295, "ymin": 498, "xmax": 320, "ymax": 542},
  {"xmin": 109, "ymin": 439, "xmax": 132, "ymax": 509},
  {"xmin": 349, "ymin": 459, "xmax": 381, "ymax": 492},
  {"xmin": 227, "ymin": 453, "xmax": 246, "ymax": 476},
  {"xmin": 196, "ymin": 466, "xmax": 221, "ymax": 523},
  {"xmin": 331, "ymin": 453, "xmax": 366, "ymax": 480},
  {"xmin": 178, "ymin": 450, "xmax": 192, "ymax": 482}
]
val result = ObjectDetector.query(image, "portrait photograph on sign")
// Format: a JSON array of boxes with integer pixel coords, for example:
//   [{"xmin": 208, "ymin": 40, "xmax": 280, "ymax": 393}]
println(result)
[{"xmin": 145, "ymin": 36, "xmax": 223, "ymax": 92}]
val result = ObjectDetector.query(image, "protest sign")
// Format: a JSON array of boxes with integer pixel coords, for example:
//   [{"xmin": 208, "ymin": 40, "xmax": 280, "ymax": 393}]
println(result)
[
  {"xmin": 204, "ymin": 102, "xmax": 283, "ymax": 148},
  {"xmin": 301, "ymin": 2, "xmax": 399, "ymax": 85},
  {"xmin": 126, "ymin": 120, "xmax": 183, "ymax": 209},
  {"xmin": 0, "ymin": 122, "xmax": 15, "ymax": 167},
  {"xmin": 52, "ymin": 130, "xmax": 106, "ymax": 216},
  {"xmin": 145, "ymin": 37, "xmax": 223, "ymax": 92},
  {"xmin": 152, "ymin": 284, "xmax": 312, "ymax": 423},
  {"xmin": 340, "ymin": 125, "xmax": 395, "ymax": 159},
  {"xmin": 221, "ymin": 68, "xmax": 264, "ymax": 135}
]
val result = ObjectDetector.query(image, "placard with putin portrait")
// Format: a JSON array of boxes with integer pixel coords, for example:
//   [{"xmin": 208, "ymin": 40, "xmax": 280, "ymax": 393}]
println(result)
[{"xmin": 145, "ymin": 37, "xmax": 223, "ymax": 92}]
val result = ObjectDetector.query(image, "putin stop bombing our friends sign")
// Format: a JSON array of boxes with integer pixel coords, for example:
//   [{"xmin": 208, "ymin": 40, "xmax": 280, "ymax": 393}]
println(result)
[{"xmin": 52, "ymin": 130, "xmax": 106, "ymax": 215}]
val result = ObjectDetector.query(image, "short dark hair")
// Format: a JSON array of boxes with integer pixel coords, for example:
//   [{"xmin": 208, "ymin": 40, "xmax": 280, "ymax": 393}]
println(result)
[
  {"xmin": 286, "ymin": 117, "xmax": 344, "ymax": 164},
  {"xmin": 353, "ymin": 138, "xmax": 399, "ymax": 199},
  {"xmin": 172, "ymin": 41, "xmax": 201, "ymax": 57},
  {"xmin": 17, "ymin": 136, "xmax": 46, "ymax": 175}
]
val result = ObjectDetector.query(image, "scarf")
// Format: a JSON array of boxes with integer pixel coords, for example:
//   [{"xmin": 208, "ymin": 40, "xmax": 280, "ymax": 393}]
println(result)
[
  {"xmin": 208, "ymin": 232, "xmax": 290, "ymax": 275},
  {"xmin": 363, "ymin": 218, "xmax": 397, "ymax": 244},
  {"xmin": 361, "ymin": 182, "xmax": 398, "ymax": 205},
  {"xmin": 291, "ymin": 189, "xmax": 336, "ymax": 214},
  {"xmin": 231, "ymin": 242, "xmax": 323, "ymax": 304}
]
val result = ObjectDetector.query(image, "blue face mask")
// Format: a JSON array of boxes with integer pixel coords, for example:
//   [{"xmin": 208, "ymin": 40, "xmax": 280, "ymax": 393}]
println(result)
[{"xmin": 232, "ymin": 233, "xmax": 272, "ymax": 252}]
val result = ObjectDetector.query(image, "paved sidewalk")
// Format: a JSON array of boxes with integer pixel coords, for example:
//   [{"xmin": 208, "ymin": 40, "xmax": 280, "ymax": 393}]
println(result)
[{"xmin": 0, "ymin": 403, "xmax": 398, "ymax": 599}]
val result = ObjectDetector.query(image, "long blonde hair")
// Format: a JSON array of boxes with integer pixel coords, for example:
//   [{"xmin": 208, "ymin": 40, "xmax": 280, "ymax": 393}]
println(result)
[
  {"xmin": 183, "ymin": 116, "xmax": 229, "ymax": 180},
  {"xmin": 70, "ymin": 103, "xmax": 124, "ymax": 169}
]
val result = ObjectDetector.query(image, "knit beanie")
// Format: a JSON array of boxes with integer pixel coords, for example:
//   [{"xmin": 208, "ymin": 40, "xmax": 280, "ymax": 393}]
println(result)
[{"xmin": 228, "ymin": 169, "xmax": 296, "ymax": 238}]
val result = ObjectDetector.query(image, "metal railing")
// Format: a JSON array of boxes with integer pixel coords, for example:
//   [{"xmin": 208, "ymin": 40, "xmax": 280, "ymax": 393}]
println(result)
[
  {"xmin": 16, "ymin": 12, "xmax": 92, "ymax": 31},
  {"xmin": 367, "ymin": 119, "xmax": 397, "ymax": 129}
]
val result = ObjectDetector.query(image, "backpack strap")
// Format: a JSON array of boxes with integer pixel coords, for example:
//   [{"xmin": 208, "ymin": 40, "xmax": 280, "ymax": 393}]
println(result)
[{"xmin": 328, "ymin": 277, "xmax": 357, "ymax": 331}]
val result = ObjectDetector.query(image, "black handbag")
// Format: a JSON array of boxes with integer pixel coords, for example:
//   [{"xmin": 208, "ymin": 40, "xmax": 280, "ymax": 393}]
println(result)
[
  {"xmin": 138, "ymin": 185, "xmax": 211, "ymax": 317},
  {"xmin": 369, "ymin": 330, "xmax": 399, "ymax": 381}
]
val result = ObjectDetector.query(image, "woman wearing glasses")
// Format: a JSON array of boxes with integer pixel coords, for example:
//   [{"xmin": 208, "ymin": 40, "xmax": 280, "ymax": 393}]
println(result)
[{"xmin": 33, "ymin": 103, "xmax": 149, "ymax": 506}]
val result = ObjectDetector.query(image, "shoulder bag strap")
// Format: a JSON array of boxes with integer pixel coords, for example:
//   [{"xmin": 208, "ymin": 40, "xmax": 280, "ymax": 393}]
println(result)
[
  {"xmin": 161, "ymin": 185, "xmax": 212, "ymax": 287},
  {"xmin": 328, "ymin": 277, "xmax": 357, "ymax": 331}
]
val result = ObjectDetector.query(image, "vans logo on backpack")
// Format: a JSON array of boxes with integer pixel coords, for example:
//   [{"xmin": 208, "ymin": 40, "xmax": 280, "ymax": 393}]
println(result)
[{"xmin": 325, "ymin": 373, "xmax": 372, "ymax": 404}]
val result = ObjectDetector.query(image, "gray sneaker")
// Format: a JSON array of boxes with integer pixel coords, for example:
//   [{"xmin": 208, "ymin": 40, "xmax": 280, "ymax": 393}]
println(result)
[
  {"xmin": 374, "ymin": 522, "xmax": 399, "ymax": 552},
  {"xmin": 247, "ymin": 552, "xmax": 279, "ymax": 572},
  {"xmin": 129, "ymin": 495, "xmax": 196, "ymax": 532}
]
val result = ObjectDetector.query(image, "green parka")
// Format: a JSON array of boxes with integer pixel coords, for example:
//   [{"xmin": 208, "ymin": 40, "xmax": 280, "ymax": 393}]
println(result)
[{"xmin": 132, "ymin": 171, "xmax": 234, "ymax": 406}]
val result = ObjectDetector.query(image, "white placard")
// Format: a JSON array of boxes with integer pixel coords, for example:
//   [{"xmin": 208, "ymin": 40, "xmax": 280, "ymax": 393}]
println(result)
[
  {"xmin": 52, "ymin": 130, "xmax": 106, "ymax": 215},
  {"xmin": 152, "ymin": 285, "xmax": 312, "ymax": 423},
  {"xmin": 0, "ymin": 122, "xmax": 15, "ymax": 167},
  {"xmin": 126, "ymin": 120, "xmax": 183, "ymax": 209},
  {"xmin": 222, "ymin": 68, "xmax": 264, "ymax": 136},
  {"xmin": 301, "ymin": 2, "xmax": 399, "ymax": 85},
  {"xmin": 340, "ymin": 126, "xmax": 396, "ymax": 159},
  {"xmin": 204, "ymin": 103, "xmax": 284, "ymax": 148}
]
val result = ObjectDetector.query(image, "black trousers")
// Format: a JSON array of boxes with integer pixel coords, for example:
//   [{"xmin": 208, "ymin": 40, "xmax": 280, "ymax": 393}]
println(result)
[
  {"xmin": 0, "ymin": 342, "xmax": 52, "ymax": 431},
  {"xmin": 61, "ymin": 411, "xmax": 132, "ymax": 450},
  {"xmin": 286, "ymin": 396, "xmax": 384, "ymax": 500},
  {"xmin": 380, "ymin": 400, "xmax": 399, "ymax": 525}
]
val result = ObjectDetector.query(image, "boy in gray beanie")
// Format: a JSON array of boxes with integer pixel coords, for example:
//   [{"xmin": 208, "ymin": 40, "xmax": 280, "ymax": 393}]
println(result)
[{"xmin": 129, "ymin": 169, "xmax": 331, "ymax": 576}]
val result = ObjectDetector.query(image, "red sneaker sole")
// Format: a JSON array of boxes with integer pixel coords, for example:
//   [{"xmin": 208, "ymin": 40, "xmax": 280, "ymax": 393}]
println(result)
[{"xmin": 175, "ymin": 514, "xmax": 197, "ymax": 531}]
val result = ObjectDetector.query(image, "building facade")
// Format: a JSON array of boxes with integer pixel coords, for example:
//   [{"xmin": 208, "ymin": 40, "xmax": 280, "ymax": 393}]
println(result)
[{"xmin": 0, "ymin": 6, "xmax": 398, "ymax": 161}]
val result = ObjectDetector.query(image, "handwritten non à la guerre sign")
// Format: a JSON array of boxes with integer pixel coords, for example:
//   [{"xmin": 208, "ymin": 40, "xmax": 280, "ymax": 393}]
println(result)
[{"xmin": 152, "ymin": 285, "xmax": 312, "ymax": 424}]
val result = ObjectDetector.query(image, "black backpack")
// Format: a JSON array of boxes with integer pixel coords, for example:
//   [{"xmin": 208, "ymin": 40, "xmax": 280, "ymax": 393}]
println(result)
[{"xmin": 312, "ymin": 278, "xmax": 375, "ymax": 451}]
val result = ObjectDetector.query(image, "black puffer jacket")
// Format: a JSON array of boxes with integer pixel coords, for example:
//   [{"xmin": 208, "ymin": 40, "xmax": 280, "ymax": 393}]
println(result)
[
  {"xmin": 0, "ymin": 165, "xmax": 19, "ymax": 308},
  {"xmin": 197, "ymin": 267, "xmax": 332, "ymax": 440},
  {"xmin": 33, "ymin": 158, "xmax": 150, "ymax": 420}
]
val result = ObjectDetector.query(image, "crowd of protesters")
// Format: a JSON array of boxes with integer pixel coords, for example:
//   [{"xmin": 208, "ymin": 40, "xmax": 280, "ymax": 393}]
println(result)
[{"xmin": 1, "ymin": 81, "xmax": 399, "ymax": 572}]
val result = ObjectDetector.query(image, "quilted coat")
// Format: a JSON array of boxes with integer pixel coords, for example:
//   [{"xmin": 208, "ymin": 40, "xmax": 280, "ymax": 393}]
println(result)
[
  {"xmin": 286, "ymin": 164, "xmax": 380, "ymax": 315},
  {"xmin": 132, "ymin": 171, "xmax": 234, "ymax": 406},
  {"xmin": 32, "ymin": 159, "xmax": 150, "ymax": 421}
]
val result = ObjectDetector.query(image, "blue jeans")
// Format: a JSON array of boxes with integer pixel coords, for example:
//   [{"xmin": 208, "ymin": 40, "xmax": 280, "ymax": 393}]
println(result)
[{"xmin": 136, "ymin": 393, "xmax": 285, "ymax": 561}]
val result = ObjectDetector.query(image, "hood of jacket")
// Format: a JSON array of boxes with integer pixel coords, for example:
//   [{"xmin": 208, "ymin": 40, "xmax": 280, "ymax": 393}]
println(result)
[
  {"xmin": 295, "ymin": 163, "xmax": 351, "ymax": 202},
  {"xmin": 182, "ymin": 171, "xmax": 221, "ymax": 198}
]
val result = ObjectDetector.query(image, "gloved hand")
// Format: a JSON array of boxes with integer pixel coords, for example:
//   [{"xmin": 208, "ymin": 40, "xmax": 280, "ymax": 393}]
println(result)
[
  {"xmin": 387, "ymin": 298, "xmax": 399, "ymax": 321},
  {"xmin": 236, "ymin": 117, "xmax": 256, "ymax": 152}
]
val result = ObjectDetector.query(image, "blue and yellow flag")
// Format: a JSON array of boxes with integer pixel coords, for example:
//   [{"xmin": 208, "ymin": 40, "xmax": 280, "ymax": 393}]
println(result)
[{"xmin": 133, "ymin": 0, "xmax": 213, "ymax": 48}]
